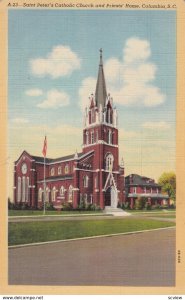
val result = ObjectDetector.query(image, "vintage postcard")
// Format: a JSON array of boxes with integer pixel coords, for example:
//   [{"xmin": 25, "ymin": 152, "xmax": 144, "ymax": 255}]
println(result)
[{"xmin": 0, "ymin": 0, "xmax": 185, "ymax": 296}]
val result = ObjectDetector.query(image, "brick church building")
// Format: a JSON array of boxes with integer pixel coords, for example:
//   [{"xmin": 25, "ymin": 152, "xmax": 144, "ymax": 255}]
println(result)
[{"xmin": 13, "ymin": 50, "xmax": 125, "ymax": 210}]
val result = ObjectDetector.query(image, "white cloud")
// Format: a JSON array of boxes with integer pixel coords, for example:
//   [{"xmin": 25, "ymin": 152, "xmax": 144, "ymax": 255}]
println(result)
[
  {"xmin": 12, "ymin": 118, "xmax": 29, "ymax": 124},
  {"xmin": 25, "ymin": 89, "xmax": 43, "ymax": 96},
  {"xmin": 78, "ymin": 77, "xmax": 96, "ymax": 111},
  {"xmin": 123, "ymin": 37, "xmax": 151, "ymax": 64},
  {"xmin": 142, "ymin": 121, "xmax": 171, "ymax": 130},
  {"xmin": 30, "ymin": 45, "xmax": 81, "ymax": 78},
  {"xmin": 37, "ymin": 89, "xmax": 70, "ymax": 109},
  {"xmin": 104, "ymin": 37, "xmax": 166, "ymax": 107}
]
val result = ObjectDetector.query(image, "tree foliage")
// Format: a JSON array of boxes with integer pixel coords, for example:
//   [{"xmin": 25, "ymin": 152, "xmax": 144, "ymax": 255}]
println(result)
[{"xmin": 158, "ymin": 172, "xmax": 176, "ymax": 201}]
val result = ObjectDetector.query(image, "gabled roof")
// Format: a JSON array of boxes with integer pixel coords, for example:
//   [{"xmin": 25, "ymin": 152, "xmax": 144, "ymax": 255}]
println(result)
[
  {"xmin": 15, "ymin": 150, "xmax": 34, "ymax": 164},
  {"xmin": 32, "ymin": 152, "xmax": 84, "ymax": 164},
  {"xmin": 95, "ymin": 49, "xmax": 107, "ymax": 108},
  {"xmin": 15, "ymin": 149, "xmax": 94, "ymax": 165}
]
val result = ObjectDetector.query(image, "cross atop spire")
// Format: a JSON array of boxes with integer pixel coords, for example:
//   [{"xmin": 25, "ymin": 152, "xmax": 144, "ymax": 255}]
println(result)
[
  {"xmin": 99, "ymin": 48, "xmax": 103, "ymax": 66},
  {"xmin": 95, "ymin": 49, "xmax": 107, "ymax": 108}
]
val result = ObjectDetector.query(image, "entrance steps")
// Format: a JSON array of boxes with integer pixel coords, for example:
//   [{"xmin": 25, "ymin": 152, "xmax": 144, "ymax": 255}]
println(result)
[{"xmin": 103, "ymin": 206, "xmax": 131, "ymax": 216}]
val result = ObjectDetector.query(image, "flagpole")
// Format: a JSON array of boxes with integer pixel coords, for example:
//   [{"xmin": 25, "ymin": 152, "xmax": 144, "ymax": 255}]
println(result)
[
  {"xmin": 42, "ymin": 135, "xmax": 47, "ymax": 215},
  {"xmin": 43, "ymin": 155, "xmax": 46, "ymax": 215}
]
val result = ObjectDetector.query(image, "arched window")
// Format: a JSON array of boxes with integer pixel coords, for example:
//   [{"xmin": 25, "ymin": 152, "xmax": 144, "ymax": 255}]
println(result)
[
  {"xmin": 86, "ymin": 132, "xmax": 89, "ymax": 145},
  {"xmin": 22, "ymin": 176, "xmax": 26, "ymax": 202},
  {"xmin": 83, "ymin": 175, "xmax": 89, "ymax": 188},
  {"xmin": 58, "ymin": 166, "xmax": 62, "ymax": 175},
  {"xmin": 68, "ymin": 185, "xmax": 73, "ymax": 202},
  {"xmin": 107, "ymin": 130, "xmax": 112, "ymax": 144},
  {"xmin": 91, "ymin": 109, "xmax": 94, "ymax": 123},
  {"xmin": 45, "ymin": 187, "xmax": 50, "ymax": 202},
  {"xmin": 51, "ymin": 186, "xmax": 57, "ymax": 202},
  {"xmin": 26, "ymin": 177, "xmax": 29, "ymax": 202},
  {"xmin": 105, "ymin": 153, "xmax": 114, "ymax": 171},
  {"xmin": 95, "ymin": 176, "xmax": 97, "ymax": 188},
  {"xmin": 108, "ymin": 109, "xmax": 111, "ymax": 123},
  {"xmin": 96, "ymin": 131, "xmax": 98, "ymax": 143},
  {"xmin": 17, "ymin": 177, "xmax": 21, "ymax": 202},
  {"xmin": 91, "ymin": 131, "xmax": 94, "ymax": 144},
  {"xmin": 84, "ymin": 194, "xmax": 88, "ymax": 204},
  {"xmin": 60, "ymin": 186, "xmax": 65, "ymax": 197},
  {"xmin": 65, "ymin": 164, "xmax": 69, "ymax": 174},
  {"xmin": 38, "ymin": 187, "xmax": 43, "ymax": 202},
  {"xmin": 51, "ymin": 168, "xmax": 55, "ymax": 176}
]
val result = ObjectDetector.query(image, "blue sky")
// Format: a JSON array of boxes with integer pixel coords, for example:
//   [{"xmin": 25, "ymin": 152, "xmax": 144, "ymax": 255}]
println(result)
[{"xmin": 8, "ymin": 9, "xmax": 176, "ymax": 195}]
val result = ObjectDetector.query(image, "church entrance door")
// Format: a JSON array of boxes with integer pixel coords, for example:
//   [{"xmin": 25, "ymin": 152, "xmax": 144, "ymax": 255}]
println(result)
[
  {"xmin": 105, "ymin": 187, "xmax": 111, "ymax": 206},
  {"xmin": 105, "ymin": 186, "xmax": 118, "ymax": 207}
]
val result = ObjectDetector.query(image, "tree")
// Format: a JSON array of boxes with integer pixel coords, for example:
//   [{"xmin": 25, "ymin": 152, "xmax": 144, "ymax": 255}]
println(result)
[{"xmin": 158, "ymin": 172, "xmax": 176, "ymax": 202}]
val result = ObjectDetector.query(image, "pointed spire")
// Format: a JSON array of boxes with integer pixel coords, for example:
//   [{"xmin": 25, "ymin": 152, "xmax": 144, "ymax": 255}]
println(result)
[
  {"xmin": 95, "ymin": 49, "xmax": 107, "ymax": 108},
  {"xmin": 74, "ymin": 150, "xmax": 78, "ymax": 159}
]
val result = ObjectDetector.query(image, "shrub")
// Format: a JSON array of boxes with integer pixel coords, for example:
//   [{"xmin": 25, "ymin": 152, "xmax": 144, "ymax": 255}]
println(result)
[
  {"xmin": 45, "ymin": 202, "xmax": 55, "ymax": 211},
  {"xmin": 62, "ymin": 202, "xmax": 73, "ymax": 211},
  {"xmin": 135, "ymin": 197, "xmax": 146, "ymax": 210},
  {"xmin": 161, "ymin": 204, "xmax": 169, "ymax": 209},
  {"xmin": 169, "ymin": 204, "xmax": 176, "ymax": 209},
  {"xmin": 144, "ymin": 202, "xmax": 152, "ymax": 210},
  {"xmin": 8, "ymin": 198, "xmax": 15, "ymax": 210},
  {"xmin": 122, "ymin": 202, "xmax": 130, "ymax": 210},
  {"xmin": 151, "ymin": 204, "xmax": 161, "ymax": 210}
]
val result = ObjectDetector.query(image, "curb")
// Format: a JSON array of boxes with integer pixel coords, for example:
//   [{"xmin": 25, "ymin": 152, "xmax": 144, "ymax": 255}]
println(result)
[
  {"xmin": 8, "ymin": 226, "xmax": 175, "ymax": 249},
  {"xmin": 8, "ymin": 213, "xmax": 108, "ymax": 219}
]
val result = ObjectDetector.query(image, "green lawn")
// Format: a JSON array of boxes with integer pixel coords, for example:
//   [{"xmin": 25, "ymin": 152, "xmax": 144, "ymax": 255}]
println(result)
[
  {"xmin": 8, "ymin": 218, "xmax": 175, "ymax": 246},
  {"xmin": 8, "ymin": 210, "xmax": 103, "ymax": 216},
  {"xmin": 146, "ymin": 214, "xmax": 176, "ymax": 219},
  {"xmin": 128, "ymin": 209, "xmax": 176, "ymax": 214}
]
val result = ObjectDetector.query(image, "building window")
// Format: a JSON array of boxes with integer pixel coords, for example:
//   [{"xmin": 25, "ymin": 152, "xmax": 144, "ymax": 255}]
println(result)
[
  {"xmin": 46, "ymin": 187, "xmax": 50, "ymax": 202},
  {"xmin": 83, "ymin": 175, "xmax": 89, "ymax": 188},
  {"xmin": 86, "ymin": 132, "xmax": 89, "ymax": 145},
  {"xmin": 105, "ymin": 153, "xmax": 114, "ymax": 171},
  {"xmin": 51, "ymin": 168, "xmax": 55, "ymax": 176},
  {"xmin": 38, "ymin": 187, "xmax": 43, "ymax": 202},
  {"xmin": 65, "ymin": 164, "xmax": 69, "ymax": 174},
  {"xmin": 91, "ymin": 131, "xmax": 94, "ymax": 144},
  {"xmin": 17, "ymin": 177, "xmax": 21, "ymax": 202},
  {"xmin": 96, "ymin": 131, "xmax": 98, "ymax": 143},
  {"xmin": 84, "ymin": 193, "xmax": 88, "ymax": 204},
  {"xmin": 26, "ymin": 177, "xmax": 29, "ymax": 202},
  {"xmin": 58, "ymin": 166, "xmax": 62, "ymax": 175},
  {"xmin": 144, "ymin": 187, "xmax": 146, "ymax": 194},
  {"xmin": 91, "ymin": 109, "xmax": 94, "ymax": 123},
  {"xmin": 108, "ymin": 130, "xmax": 112, "ymax": 144},
  {"xmin": 151, "ymin": 188, "xmax": 153, "ymax": 194},
  {"xmin": 22, "ymin": 176, "xmax": 26, "ymax": 202},
  {"xmin": 157, "ymin": 188, "xmax": 159, "ymax": 194},
  {"xmin": 108, "ymin": 109, "xmax": 111, "ymax": 123},
  {"xmin": 51, "ymin": 187, "xmax": 57, "ymax": 202},
  {"xmin": 68, "ymin": 185, "xmax": 73, "ymax": 202},
  {"xmin": 90, "ymin": 194, "xmax": 93, "ymax": 204},
  {"xmin": 60, "ymin": 186, "xmax": 65, "ymax": 197},
  {"xmin": 133, "ymin": 187, "xmax": 137, "ymax": 194},
  {"xmin": 95, "ymin": 176, "xmax": 98, "ymax": 189}
]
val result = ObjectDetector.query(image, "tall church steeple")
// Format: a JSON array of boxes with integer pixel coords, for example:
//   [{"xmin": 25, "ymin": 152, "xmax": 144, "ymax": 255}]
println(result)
[{"xmin": 95, "ymin": 49, "xmax": 107, "ymax": 108}]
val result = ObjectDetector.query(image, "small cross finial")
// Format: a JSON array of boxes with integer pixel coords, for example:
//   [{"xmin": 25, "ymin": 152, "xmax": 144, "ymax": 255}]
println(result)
[{"xmin": 99, "ymin": 48, "xmax": 103, "ymax": 65}]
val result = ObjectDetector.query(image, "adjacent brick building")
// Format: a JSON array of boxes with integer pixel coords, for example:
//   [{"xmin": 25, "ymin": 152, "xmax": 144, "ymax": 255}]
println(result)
[
  {"xmin": 13, "ymin": 50, "xmax": 125, "ymax": 209},
  {"xmin": 125, "ymin": 174, "xmax": 169, "ymax": 209}
]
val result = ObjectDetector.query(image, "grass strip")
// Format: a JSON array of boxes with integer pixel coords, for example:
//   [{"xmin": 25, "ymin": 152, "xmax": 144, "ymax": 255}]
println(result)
[{"xmin": 9, "ymin": 218, "xmax": 175, "ymax": 246}]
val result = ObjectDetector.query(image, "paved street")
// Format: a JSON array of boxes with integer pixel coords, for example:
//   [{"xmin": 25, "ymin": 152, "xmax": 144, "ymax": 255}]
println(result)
[{"xmin": 9, "ymin": 228, "xmax": 175, "ymax": 286}]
